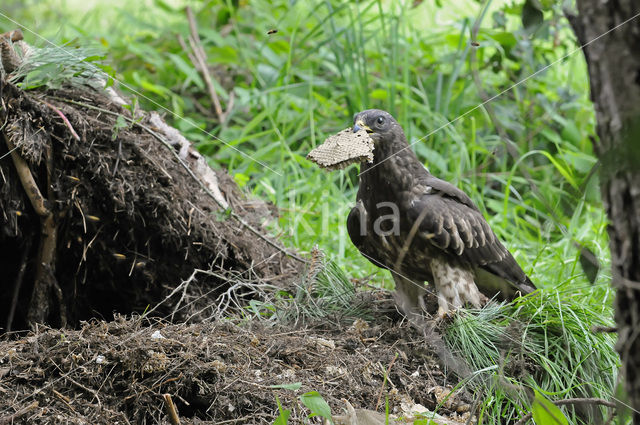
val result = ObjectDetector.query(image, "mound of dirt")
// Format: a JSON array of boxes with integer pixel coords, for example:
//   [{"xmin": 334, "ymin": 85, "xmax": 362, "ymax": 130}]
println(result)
[
  {"xmin": 0, "ymin": 315, "xmax": 473, "ymax": 424},
  {"xmin": 0, "ymin": 36, "xmax": 302, "ymax": 331}
]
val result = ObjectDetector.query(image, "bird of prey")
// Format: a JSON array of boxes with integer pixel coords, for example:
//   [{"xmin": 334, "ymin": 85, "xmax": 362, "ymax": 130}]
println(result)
[{"xmin": 308, "ymin": 109, "xmax": 536, "ymax": 319}]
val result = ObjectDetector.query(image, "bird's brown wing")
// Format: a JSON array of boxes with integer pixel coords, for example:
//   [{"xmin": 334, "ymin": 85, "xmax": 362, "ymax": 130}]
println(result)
[{"xmin": 405, "ymin": 181, "xmax": 535, "ymax": 296}]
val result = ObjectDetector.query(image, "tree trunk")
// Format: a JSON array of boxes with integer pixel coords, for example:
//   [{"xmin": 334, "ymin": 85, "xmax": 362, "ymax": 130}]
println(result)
[{"xmin": 569, "ymin": 2, "xmax": 640, "ymax": 421}]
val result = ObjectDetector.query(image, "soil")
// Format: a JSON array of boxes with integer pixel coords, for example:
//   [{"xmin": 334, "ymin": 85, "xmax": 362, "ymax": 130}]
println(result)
[
  {"xmin": 0, "ymin": 79, "xmax": 300, "ymax": 331},
  {"xmin": 0, "ymin": 312, "xmax": 474, "ymax": 425}
]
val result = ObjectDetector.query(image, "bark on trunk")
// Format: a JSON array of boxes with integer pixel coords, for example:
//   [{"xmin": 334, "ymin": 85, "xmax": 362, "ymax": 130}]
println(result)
[{"xmin": 569, "ymin": 1, "xmax": 640, "ymax": 421}]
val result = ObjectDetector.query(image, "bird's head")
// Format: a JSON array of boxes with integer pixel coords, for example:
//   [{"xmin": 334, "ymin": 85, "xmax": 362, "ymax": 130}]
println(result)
[
  {"xmin": 352, "ymin": 109, "xmax": 404, "ymax": 146},
  {"xmin": 306, "ymin": 109, "xmax": 406, "ymax": 170}
]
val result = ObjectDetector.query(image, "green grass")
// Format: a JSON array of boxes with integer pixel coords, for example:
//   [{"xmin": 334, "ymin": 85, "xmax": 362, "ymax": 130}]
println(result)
[
  {"xmin": 445, "ymin": 288, "xmax": 618, "ymax": 424},
  {"xmin": 242, "ymin": 247, "xmax": 373, "ymax": 326},
  {"xmin": 0, "ymin": 0, "xmax": 623, "ymax": 423}
]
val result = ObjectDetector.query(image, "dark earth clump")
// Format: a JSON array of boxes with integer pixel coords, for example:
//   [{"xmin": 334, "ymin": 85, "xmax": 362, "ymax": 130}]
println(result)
[{"xmin": 0, "ymin": 79, "xmax": 300, "ymax": 331}]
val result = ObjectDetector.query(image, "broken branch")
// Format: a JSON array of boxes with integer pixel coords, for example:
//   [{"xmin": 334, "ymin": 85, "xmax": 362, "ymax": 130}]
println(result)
[
  {"xmin": 185, "ymin": 6, "xmax": 232, "ymax": 123},
  {"xmin": 163, "ymin": 394, "xmax": 182, "ymax": 425}
]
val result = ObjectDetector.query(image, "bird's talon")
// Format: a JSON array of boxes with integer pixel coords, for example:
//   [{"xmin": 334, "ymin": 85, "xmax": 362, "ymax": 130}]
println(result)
[{"xmin": 436, "ymin": 308, "xmax": 457, "ymax": 324}]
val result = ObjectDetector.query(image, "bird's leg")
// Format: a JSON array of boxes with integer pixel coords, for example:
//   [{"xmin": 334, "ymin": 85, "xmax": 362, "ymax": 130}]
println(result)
[
  {"xmin": 435, "ymin": 282, "xmax": 463, "ymax": 320},
  {"xmin": 460, "ymin": 275, "xmax": 484, "ymax": 309},
  {"xmin": 437, "ymin": 304, "xmax": 453, "ymax": 321},
  {"xmin": 433, "ymin": 274, "xmax": 459, "ymax": 320},
  {"xmin": 392, "ymin": 274, "xmax": 427, "ymax": 319},
  {"xmin": 391, "ymin": 274, "xmax": 472, "ymax": 378},
  {"xmin": 431, "ymin": 259, "xmax": 486, "ymax": 321}
]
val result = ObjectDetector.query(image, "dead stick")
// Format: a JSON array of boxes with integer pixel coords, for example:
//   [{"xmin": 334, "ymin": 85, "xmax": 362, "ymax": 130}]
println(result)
[
  {"xmin": 3, "ymin": 131, "xmax": 60, "ymax": 325},
  {"xmin": 185, "ymin": 7, "xmax": 225, "ymax": 122},
  {"xmin": 163, "ymin": 394, "xmax": 182, "ymax": 425},
  {"xmin": 176, "ymin": 34, "xmax": 198, "ymax": 69},
  {"xmin": 225, "ymin": 91, "xmax": 235, "ymax": 122},
  {"xmin": 44, "ymin": 141, "xmax": 64, "ymax": 326},
  {"xmin": 41, "ymin": 100, "xmax": 80, "ymax": 141},
  {"xmin": 53, "ymin": 389, "xmax": 77, "ymax": 413},
  {"xmin": 0, "ymin": 401, "xmax": 39, "ymax": 425},
  {"xmin": 375, "ymin": 352, "xmax": 398, "ymax": 411},
  {"xmin": 124, "ymin": 375, "xmax": 183, "ymax": 401},
  {"xmin": 514, "ymin": 398, "xmax": 616, "ymax": 425},
  {"xmin": 65, "ymin": 374, "xmax": 102, "ymax": 407},
  {"xmin": 50, "ymin": 358, "xmax": 102, "ymax": 407},
  {"xmin": 3, "ymin": 133, "xmax": 50, "ymax": 217},
  {"xmin": 592, "ymin": 325, "xmax": 617, "ymax": 333}
]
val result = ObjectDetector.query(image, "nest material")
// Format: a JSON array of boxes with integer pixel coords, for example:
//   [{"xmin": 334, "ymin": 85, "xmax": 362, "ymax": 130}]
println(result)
[
  {"xmin": 0, "ymin": 315, "xmax": 472, "ymax": 425},
  {"xmin": 307, "ymin": 128, "xmax": 374, "ymax": 170},
  {"xmin": 0, "ymin": 75, "xmax": 301, "ymax": 330}
]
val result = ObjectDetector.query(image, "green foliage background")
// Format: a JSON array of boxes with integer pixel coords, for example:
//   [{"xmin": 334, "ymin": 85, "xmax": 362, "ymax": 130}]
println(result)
[
  {"xmin": 0, "ymin": 0, "xmax": 608, "ymax": 289},
  {"xmin": 0, "ymin": 0, "xmax": 623, "ymax": 423}
]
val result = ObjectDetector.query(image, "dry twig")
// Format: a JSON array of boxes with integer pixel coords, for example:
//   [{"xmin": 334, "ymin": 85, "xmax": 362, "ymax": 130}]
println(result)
[
  {"xmin": 163, "ymin": 394, "xmax": 182, "ymax": 425},
  {"xmin": 0, "ymin": 401, "xmax": 39, "ymax": 425},
  {"xmin": 375, "ymin": 353, "xmax": 398, "ymax": 411},
  {"xmin": 184, "ymin": 6, "xmax": 233, "ymax": 123},
  {"xmin": 2, "ymin": 131, "xmax": 61, "ymax": 326},
  {"xmin": 6, "ymin": 237, "xmax": 32, "ymax": 331}
]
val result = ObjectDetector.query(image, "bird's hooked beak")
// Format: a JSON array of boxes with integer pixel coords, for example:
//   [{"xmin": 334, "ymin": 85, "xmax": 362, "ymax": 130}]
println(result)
[{"xmin": 353, "ymin": 119, "xmax": 372, "ymax": 134}]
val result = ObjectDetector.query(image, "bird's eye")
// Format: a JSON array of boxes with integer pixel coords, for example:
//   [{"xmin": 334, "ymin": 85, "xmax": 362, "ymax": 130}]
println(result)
[{"xmin": 376, "ymin": 116, "xmax": 385, "ymax": 126}]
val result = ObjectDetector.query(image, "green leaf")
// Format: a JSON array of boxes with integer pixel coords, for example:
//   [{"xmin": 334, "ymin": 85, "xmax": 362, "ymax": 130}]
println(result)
[
  {"xmin": 486, "ymin": 31, "xmax": 517, "ymax": 50},
  {"xmin": 247, "ymin": 299, "xmax": 275, "ymax": 316},
  {"xmin": 273, "ymin": 394, "xmax": 291, "ymax": 425},
  {"xmin": 214, "ymin": 208, "xmax": 233, "ymax": 222},
  {"xmin": 370, "ymin": 89, "xmax": 388, "ymax": 100},
  {"xmin": 209, "ymin": 46, "xmax": 239, "ymax": 64},
  {"xmin": 155, "ymin": 0, "xmax": 177, "ymax": 13},
  {"xmin": 134, "ymin": 75, "xmax": 170, "ymax": 98},
  {"xmin": 299, "ymin": 391, "xmax": 332, "ymax": 423},
  {"xmin": 269, "ymin": 382, "xmax": 302, "ymax": 391},
  {"xmin": 537, "ymin": 151, "xmax": 579, "ymax": 190},
  {"xmin": 112, "ymin": 115, "xmax": 129, "ymax": 140},
  {"xmin": 537, "ymin": 0, "xmax": 555, "ymax": 9},
  {"xmin": 272, "ymin": 410, "xmax": 290, "ymax": 425},
  {"xmin": 522, "ymin": 0, "xmax": 544, "ymax": 31},
  {"xmin": 20, "ymin": 63, "xmax": 60, "ymax": 89},
  {"xmin": 233, "ymin": 173, "xmax": 250, "ymax": 188},
  {"xmin": 168, "ymin": 53, "xmax": 204, "ymax": 89},
  {"xmin": 560, "ymin": 121, "xmax": 582, "ymax": 146},
  {"xmin": 531, "ymin": 390, "xmax": 568, "ymax": 425}
]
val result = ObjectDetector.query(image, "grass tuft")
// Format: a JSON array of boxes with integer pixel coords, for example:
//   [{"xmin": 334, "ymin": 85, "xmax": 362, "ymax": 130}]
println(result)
[
  {"xmin": 9, "ymin": 45, "xmax": 109, "ymax": 90},
  {"xmin": 445, "ymin": 288, "xmax": 618, "ymax": 424}
]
